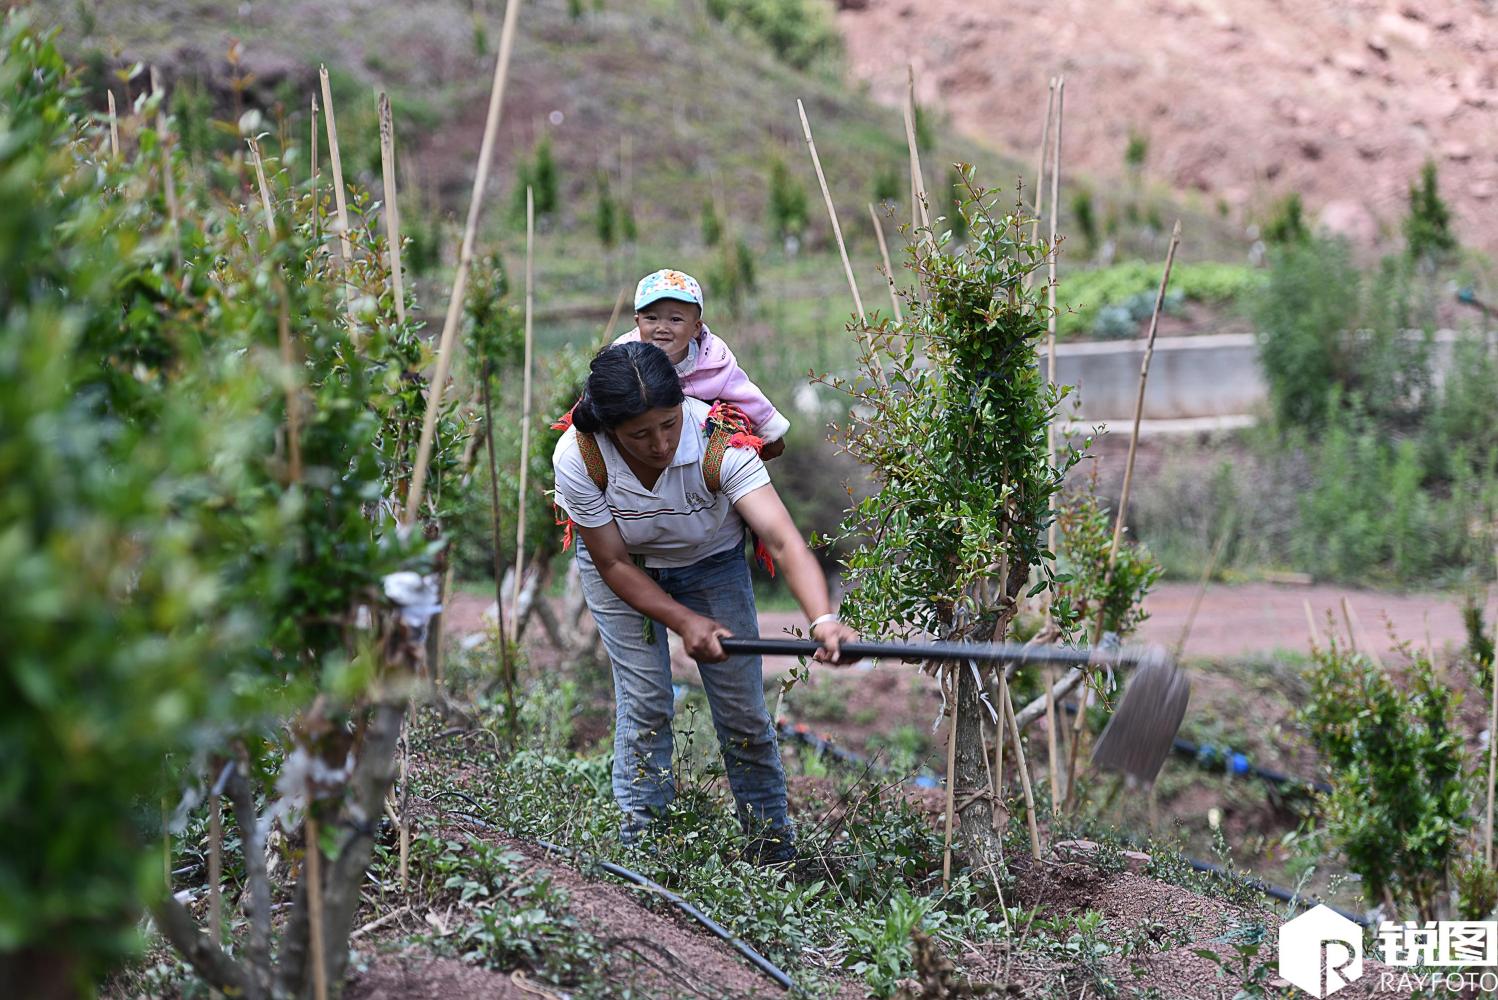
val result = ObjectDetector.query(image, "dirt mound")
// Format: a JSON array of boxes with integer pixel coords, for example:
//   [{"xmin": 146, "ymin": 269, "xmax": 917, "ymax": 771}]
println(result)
[
  {"xmin": 836, "ymin": 0, "xmax": 1498, "ymax": 254},
  {"xmin": 347, "ymin": 956, "xmax": 529, "ymax": 1000}
]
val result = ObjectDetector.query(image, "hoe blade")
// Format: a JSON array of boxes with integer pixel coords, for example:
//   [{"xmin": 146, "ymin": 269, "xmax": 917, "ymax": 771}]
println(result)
[{"xmin": 1090, "ymin": 647, "xmax": 1190, "ymax": 785}]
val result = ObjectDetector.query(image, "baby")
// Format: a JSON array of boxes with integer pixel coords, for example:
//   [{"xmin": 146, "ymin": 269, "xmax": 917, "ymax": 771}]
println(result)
[{"xmin": 613, "ymin": 269, "xmax": 790, "ymax": 459}]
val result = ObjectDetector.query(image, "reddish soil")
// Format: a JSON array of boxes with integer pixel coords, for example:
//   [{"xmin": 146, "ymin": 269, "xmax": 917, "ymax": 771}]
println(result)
[{"xmin": 836, "ymin": 0, "xmax": 1498, "ymax": 254}]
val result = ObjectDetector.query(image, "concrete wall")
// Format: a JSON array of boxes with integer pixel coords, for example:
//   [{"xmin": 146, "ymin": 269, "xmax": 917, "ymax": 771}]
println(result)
[{"xmin": 1046, "ymin": 329, "xmax": 1471, "ymax": 422}]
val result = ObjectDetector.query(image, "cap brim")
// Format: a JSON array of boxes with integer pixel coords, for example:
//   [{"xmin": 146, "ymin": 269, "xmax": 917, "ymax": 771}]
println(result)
[{"xmin": 635, "ymin": 290, "xmax": 702, "ymax": 311}]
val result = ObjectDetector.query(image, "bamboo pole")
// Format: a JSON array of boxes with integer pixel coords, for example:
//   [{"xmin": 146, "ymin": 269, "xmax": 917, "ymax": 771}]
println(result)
[
  {"xmin": 868, "ymin": 204, "xmax": 903, "ymax": 324},
  {"xmin": 306, "ymin": 809, "xmax": 328, "ymax": 1000},
  {"xmin": 208, "ymin": 790, "xmax": 222, "ymax": 942},
  {"xmin": 278, "ymin": 293, "xmax": 304, "ymax": 483},
  {"xmin": 246, "ymin": 137, "xmax": 276, "ymax": 238},
  {"xmin": 404, "ymin": 0, "xmax": 524, "ymax": 526},
  {"xmin": 795, "ymin": 99, "xmax": 886, "ymax": 388},
  {"xmin": 378, "ymin": 93, "xmax": 407, "ymax": 326},
  {"xmin": 1040, "ymin": 77, "xmax": 1064, "ymax": 811},
  {"xmin": 511, "ymin": 186, "xmax": 536, "ymax": 639},
  {"xmin": 1488, "ymin": 629, "xmax": 1498, "ymax": 867},
  {"xmin": 1304, "ymin": 599, "xmax": 1322, "ymax": 649},
  {"xmin": 1004, "ymin": 676, "xmax": 1042, "ymax": 859},
  {"xmin": 106, "ymin": 90, "xmax": 120, "ymax": 159},
  {"xmin": 318, "ymin": 67, "xmax": 356, "ymax": 328},
  {"xmin": 152, "ymin": 69, "xmax": 181, "ymax": 270},
  {"xmin": 905, "ymin": 64, "xmax": 929, "ymax": 232},
  {"xmin": 600, "ymin": 286, "xmax": 628, "ymax": 345},
  {"xmin": 481, "ymin": 349, "xmax": 517, "ymax": 735},
  {"xmin": 1064, "ymin": 220, "xmax": 1182, "ymax": 810},
  {"xmin": 310, "ymin": 95, "xmax": 320, "ymax": 242},
  {"xmin": 1030, "ymin": 78, "xmax": 1056, "ymax": 240},
  {"xmin": 941, "ymin": 667, "xmax": 959, "ymax": 886}
]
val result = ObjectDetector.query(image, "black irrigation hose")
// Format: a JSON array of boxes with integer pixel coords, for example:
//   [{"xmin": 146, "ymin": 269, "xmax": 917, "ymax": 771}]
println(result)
[
  {"xmin": 774, "ymin": 714, "xmax": 1359, "ymax": 922},
  {"xmin": 532, "ymin": 838, "xmax": 796, "ymax": 993},
  {"xmin": 423, "ymin": 789, "xmax": 794, "ymax": 992}
]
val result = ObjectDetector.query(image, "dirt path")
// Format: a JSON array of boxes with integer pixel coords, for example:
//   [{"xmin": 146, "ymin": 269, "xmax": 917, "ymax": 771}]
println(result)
[{"xmin": 445, "ymin": 581, "xmax": 1492, "ymax": 667}]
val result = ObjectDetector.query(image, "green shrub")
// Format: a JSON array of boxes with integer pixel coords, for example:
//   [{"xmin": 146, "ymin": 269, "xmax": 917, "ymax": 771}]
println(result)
[
  {"xmin": 703, "ymin": 0, "xmax": 842, "ymax": 72},
  {"xmin": 1252, "ymin": 239, "xmax": 1361, "ymax": 427},
  {"xmin": 767, "ymin": 156, "xmax": 808, "ymax": 240},
  {"xmin": 1071, "ymin": 187, "xmax": 1097, "ymax": 257},
  {"xmin": 1124, "ymin": 129, "xmax": 1148, "ymax": 172},
  {"xmin": 700, "ymin": 194, "xmax": 721, "ymax": 246},
  {"xmin": 1405, "ymin": 159, "xmax": 1457, "ymax": 264},
  {"xmin": 1298, "ymin": 636, "xmax": 1471, "ymax": 919},
  {"xmin": 1262, "ymin": 192, "xmax": 1308, "ymax": 245}
]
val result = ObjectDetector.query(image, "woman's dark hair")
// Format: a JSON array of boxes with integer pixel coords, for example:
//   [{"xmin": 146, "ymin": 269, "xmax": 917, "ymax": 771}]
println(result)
[{"xmin": 571, "ymin": 341, "xmax": 685, "ymax": 433}]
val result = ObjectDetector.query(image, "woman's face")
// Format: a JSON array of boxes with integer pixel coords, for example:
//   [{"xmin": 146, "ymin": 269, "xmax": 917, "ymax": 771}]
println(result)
[{"xmin": 609, "ymin": 405, "xmax": 684, "ymax": 470}]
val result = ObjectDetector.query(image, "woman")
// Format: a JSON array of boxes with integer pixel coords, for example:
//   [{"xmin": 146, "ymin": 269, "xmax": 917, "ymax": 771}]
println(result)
[{"xmin": 551, "ymin": 341, "xmax": 857, "ymax": 861}]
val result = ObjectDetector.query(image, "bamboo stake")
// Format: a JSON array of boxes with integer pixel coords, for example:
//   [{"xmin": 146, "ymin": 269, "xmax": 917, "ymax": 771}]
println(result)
[
  {"xmin": 993, "ymin": 672, "xmax": 1007, "ymax": 811},
  {"xmin": 1339, "ymin": 597, "xmax": 1359, "ymax": 654},
  {"xmin": 318, "ymin": 67, "xmax": 356, "ymax": 328},
  {"xmin": 1065, "ymin": 219, "xmax": 1182, "ymax": 810},
  {"xmin": 106, "ymin": 90, "xmax": 120, "ymax": 159},
  {"xmin": 208, "ymin": 790, "xmax": 223, "ymax": 941},
  {"xmin": 905, "ymin": 65, "xmax": 929, "ymax": 231},
  {"xmin": 868, "ymin": 204, "xmax": 903, "ymax": 324},
  {"xmin": 378, "ymin": 93, "xmax": 407, "ymax": 326},
  {"xmin": 1303, "ymin": 599, "xmax": 1322, "ymax": 649},
  {"xmin": 1003, "ymin": 677, "xmax": 1043, "ymax": 859},
  {"xmin": 246, "ymin": 137, "xmax": 276, "ymax": 238},
  {"xmin": 941, "ymin": 666, "xmax": 959, "ymax": 886},
  {"xmin": 404, "ymin": 0, "xmax": 524, "ymax": 526},
  {"xmin": 1040, "ymin": 77, "xmax": 1064, "ymax": 810},
  {"xmin": 511, "ymin": 186, "xmax": 535, "ymax": 636},
  {"xmin": 310, "ymin": 95, "xmax": 320, "ymax": 242},
  {"xmin": 481, "ymin": 349, "xmax": 516, "ymax": 735},
  {"xmin": 278, "ymin": 293, "xmax": 304, "ymax": 483},
  {"xmin": 600, "ymin": 286, "xmax": 628, "ymax": 345},
  {"xmin": 1488, "ymin": 627, "xmax": 1498, "ymax": 868},
  {"xmin": 306, "ymin": 809, "xmax": 328, "ymax": 1000},
  {"xmin": 1030, "ymin": 78, "xmax": 1056, "ymax": 239},
  {"xmin": 152, "ymin": 69, "xmax": 181, "ymax": 270},
  {"xmin": 795, "ymin": 99, "xmax": 887, "ymax": 388},
  {"xmin": 1343, "ymin": 598, "xmax": 1382, "ymax": 667}
]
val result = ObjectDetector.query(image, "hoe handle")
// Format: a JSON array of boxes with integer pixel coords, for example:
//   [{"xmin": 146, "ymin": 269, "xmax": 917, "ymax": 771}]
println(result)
[{"xmin": 717, "ymin": 636, "xmax": 1125, "ymax": 667}]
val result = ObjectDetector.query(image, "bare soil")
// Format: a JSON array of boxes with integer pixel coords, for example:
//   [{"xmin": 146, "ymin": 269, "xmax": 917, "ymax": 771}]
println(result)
[{"xmin": 837, "ymin": 0, "xmax": 1498, "ymax": 255}]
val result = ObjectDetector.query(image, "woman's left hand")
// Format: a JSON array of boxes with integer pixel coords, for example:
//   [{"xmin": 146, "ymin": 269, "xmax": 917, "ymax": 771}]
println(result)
[{"xmin": 811, "ymin": 620, "xmax": 860, "ymax": 666}]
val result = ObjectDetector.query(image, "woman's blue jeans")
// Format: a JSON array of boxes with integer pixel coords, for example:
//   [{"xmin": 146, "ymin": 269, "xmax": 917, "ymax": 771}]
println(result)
[{"xmin": 575, "ymin": 538, "xmax": 792, "ymax": 854}]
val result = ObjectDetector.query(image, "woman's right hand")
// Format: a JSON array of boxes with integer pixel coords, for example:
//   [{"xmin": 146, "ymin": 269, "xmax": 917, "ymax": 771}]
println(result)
[{"xmin": 679, "ymin": 613, "xmax": 732, "ymax": 663}]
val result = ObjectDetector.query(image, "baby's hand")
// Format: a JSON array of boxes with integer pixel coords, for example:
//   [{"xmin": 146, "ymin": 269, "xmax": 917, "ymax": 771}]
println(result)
[{"xmin": 760, "ymin": 439, "xmax": 786, "ymax": 461}]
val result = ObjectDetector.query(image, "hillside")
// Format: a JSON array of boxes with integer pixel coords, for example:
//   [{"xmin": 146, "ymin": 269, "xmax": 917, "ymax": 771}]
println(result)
[{"xmin": 837, "ymin": 0, "xmax": 1498, "ymax": 254}]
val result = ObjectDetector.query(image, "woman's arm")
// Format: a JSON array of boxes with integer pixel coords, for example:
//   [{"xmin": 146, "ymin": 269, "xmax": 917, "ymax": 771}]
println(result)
[
  {"xmin": 574, "ymin": 521, "xmax": 733, "ymax": 662},
  {"xmin": 733, "ymin": 483, "xmax": 858, "ymax": 662}
]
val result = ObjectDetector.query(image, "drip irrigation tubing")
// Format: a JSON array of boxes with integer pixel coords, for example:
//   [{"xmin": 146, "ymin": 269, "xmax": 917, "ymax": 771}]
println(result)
[
  {"xmin": 771, "ymin": 713, "xmax": 1361, "ymax": 922},
  {"xmin": 421, "ymin": 789, "xmax": 794, "ymax": 993}
]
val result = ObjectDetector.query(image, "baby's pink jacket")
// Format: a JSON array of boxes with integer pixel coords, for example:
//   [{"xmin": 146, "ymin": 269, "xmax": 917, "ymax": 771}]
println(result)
[{"xmin": 613, "ymin": 324, "xmax": 792, "ymax": 443}]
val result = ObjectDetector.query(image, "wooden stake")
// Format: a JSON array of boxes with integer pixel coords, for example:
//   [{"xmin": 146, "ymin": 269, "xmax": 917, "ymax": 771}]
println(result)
[
  {"xmin": 904, "ymin": 65, "xmax": 929, "ymax": 232},
  {"xmin": 1065, "ymin": 220, "xmax": 1182, "ymax": 809},
  {"xmin": 795, "ymin": 99, "xmax": 887, "ymax": 388},
  {"xmin": 941, "ymin": 667, "xmax": 959, "ymax": 886},
  {"xmin": 106, "ymin": 90, "xmax": 120, "ymax": 159},
  {"xmin": 481, "ymin": 348, "xmax": 517, "ymax": 736},
  {"xmin": 378, "ymin": 93, "xmax": 407, "ymax": 326},
  {"xmin": 397, "ymin": 727, "xmax": 409, "ymax": 892},
  {"xmin": 1342, "ymin": 598, "xmax": 1382, "ymax": 667},
  {"xmin": 208, "ymin": 791, "xmax": 223, "ymax": 942},
  {"xmin": 405, "ymin": 0, "xmax": 524, "ymax": 526},
  {"xmin": 246, "ymin": 136, "xmax": 276, "ymax": 238},
  {"xmin": 1003, "ymin": 677, "xmax": 1042, "ymax": 859},
  {"xmin": 511, "ymin": 186, "xmax": 535, "ymax": 636},
  {"xmin": 306, "ymin": 810, "xmax": 328, "ymax": 1000},
  {"xmin": 318, "ymin": 67, "xmax": 356, "ymax": 328},
  {"xmin": 868, "ymin": 203, "xmax": 903, "ymax": 324}
]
